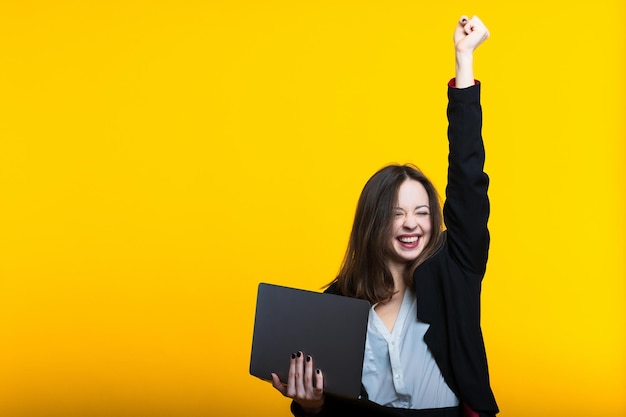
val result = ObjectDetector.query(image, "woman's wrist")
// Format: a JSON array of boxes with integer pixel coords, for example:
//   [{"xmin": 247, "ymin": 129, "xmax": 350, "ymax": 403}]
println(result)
[{"xmin": 454, "ymin": 50, "xmax": 474, "ymax": 88}]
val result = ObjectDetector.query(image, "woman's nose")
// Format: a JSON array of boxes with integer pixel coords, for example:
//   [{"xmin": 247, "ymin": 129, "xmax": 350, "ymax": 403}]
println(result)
[{"xmin": 403, "ymin": 214, "xmax": 418, "ymax": 229}]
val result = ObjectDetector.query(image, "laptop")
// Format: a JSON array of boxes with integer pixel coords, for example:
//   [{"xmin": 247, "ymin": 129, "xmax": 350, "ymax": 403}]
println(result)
[{"xmin": 249, "ymin": 282, "xmax": 371, "ymax": 399}]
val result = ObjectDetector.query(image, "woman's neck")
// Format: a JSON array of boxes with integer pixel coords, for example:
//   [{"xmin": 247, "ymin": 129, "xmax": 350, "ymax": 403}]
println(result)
[{"xmin": 387, "ymin": 262, "xmax": 408, "ymax": 294}]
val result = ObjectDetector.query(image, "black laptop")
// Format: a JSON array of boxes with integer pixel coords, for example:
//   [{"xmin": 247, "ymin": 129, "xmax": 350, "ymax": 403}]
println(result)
[{"xmin": 249, "ymin": 282, "xmax": 371, "ymax": 398}]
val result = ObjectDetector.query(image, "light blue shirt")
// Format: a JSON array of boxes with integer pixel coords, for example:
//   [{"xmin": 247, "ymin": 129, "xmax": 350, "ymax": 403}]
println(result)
[{"xmin": 362, "ymin": 289, "xmax": 459, "ymax": 409}]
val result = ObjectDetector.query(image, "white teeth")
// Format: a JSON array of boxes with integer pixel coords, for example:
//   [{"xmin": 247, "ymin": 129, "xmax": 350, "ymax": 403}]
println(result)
[{"xmin": 399, "ymin": 236, "xmax": 418, "ymax": 243}]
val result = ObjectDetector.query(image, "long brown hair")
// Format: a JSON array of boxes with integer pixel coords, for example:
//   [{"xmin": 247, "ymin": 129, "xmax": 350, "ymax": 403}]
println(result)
[{"xmin": 328, "ymin": 164, "xmax": 445, "ymax": 304}]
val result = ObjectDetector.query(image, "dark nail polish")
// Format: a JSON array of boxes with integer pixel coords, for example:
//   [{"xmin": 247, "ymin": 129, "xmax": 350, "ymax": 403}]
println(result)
[
  {"xmin": 306, "ymin": 355, "xmax": 311, "ymax": 362},
  {"xmin": 297, "ymin": 351, "xmax": 302, "ymax": 358},
  {"xmin": 316, "ymin": 369, "xmax": 321, "ymax": 374},
  {"xmin": 291, "ymin": 353, "xmax": 296, "ymax": 359}
]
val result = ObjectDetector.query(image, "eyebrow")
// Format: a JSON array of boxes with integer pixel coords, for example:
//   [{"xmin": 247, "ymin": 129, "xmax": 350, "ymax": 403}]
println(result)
[{"xmin": 394, "ymin": 205, "xmax": 430, "ymax": 210}]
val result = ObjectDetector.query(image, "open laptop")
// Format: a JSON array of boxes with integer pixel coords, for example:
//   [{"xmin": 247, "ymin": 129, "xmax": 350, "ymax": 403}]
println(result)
[{"xmin": 249, "ymin": 282, "xmax": 371, "ymax": 399}]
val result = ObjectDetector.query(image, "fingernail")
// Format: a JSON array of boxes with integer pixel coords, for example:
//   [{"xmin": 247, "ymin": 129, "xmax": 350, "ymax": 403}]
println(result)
[
  {"xmin": 296, "ymin": 351, "xmax": 302, "ymax": 358},
  {"xmin": 291, "ymin": 353, "xmax": 296, "ymax": 359},
  {"xmin": 316, "ymin": 369, "xmax": 321, "ymax": 374},
  {"xmin": 306, "ymin": 355, "xmax": 311, "ymax": 362}
]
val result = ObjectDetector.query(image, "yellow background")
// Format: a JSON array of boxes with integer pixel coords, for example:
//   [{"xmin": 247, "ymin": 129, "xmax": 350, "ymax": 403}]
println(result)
[{"xmin": 1, "ymin": 1, "xmax": 624, "ymax": 416}]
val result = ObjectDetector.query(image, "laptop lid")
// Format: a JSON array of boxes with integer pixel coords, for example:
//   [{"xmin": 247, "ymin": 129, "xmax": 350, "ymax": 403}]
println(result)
[{"xmin": 249, "ymin": 282, "xmax": 370, "ymax": 399}]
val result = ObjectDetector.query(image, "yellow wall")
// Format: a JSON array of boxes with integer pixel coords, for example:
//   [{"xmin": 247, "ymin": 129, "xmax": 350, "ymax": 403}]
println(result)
[{"xmin": 1, "ymin": 1, "xmax": 624, "ymax": 416}]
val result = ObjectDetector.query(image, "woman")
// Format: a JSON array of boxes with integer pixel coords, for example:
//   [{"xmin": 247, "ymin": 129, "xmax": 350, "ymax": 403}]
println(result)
[{"xmin": 271, "ymin": 15, "xmax": 499, "ymax": 417}]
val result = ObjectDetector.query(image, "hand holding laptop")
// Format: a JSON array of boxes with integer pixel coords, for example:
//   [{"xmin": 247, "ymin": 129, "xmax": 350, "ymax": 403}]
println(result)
[
  {"xmin": 271, "ymin": 351, "xmax": 324, "ymax": 414},
  {"xmin": 249, "ymin": 283, "xmax": 370, "ymax": 402}
]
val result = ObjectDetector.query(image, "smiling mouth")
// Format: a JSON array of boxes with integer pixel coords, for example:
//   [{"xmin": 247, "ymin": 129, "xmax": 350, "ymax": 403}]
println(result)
[{"xmin": 398, "ymin": 236, "xmax": 419, "ymax": 244}]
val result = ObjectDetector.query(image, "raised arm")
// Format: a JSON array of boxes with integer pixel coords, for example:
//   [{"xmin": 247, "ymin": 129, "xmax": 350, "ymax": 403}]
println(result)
[{"xmin": 444, "ymin": 16, "xmax": 491, "ymax": 274}]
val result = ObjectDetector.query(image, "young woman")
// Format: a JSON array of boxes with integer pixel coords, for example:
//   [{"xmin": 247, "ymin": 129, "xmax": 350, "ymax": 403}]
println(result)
[{"xmin": 271, "ymin": 15, "xmax": 499, "ymax": 417}]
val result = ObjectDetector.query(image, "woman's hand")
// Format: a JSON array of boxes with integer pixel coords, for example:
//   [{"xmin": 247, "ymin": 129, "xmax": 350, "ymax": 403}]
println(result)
[
  {"xmin": 271, "ymin": 351, "xmax": 325, "ymax": 414},
  {"xmin": 454, "ymin": 15, "xmax": 490, "ymax": 54},
  {"xmin": 453, "ymin": 15, "xmax": 490, "ymax": 88}
]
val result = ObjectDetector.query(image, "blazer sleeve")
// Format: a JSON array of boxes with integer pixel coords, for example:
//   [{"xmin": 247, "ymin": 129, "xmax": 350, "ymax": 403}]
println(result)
[{"xmin": 443, "ymin": 82, "xmax": 490, "ymax": 276}]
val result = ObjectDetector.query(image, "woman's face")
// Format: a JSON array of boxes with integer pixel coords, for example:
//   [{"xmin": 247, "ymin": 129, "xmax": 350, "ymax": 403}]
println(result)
[{"xmin": 387, "ymin": 179, "xmax": 432, "ymax": 271}]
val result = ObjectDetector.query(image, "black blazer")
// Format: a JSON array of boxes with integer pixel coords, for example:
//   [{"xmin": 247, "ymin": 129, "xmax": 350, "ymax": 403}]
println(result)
[{"xmin": 292, "ymin": 83, "xmax": 499, "ymax": 417}]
